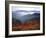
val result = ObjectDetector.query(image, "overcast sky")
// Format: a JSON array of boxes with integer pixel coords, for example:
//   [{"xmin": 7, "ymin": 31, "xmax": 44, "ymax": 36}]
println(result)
[
  {"xmin": 12, "ymin": 7, "xmax": 40, "ymax": 11},
  {"xmin": 12, "ymin": 7, "xmax": 40, "ymax": 17}
]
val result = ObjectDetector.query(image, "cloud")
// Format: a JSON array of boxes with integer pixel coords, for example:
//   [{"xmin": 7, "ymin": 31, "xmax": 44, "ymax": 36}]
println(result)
[{"xmin": 12, "ymin": 7, "xmax": 40, "ymax": 12}]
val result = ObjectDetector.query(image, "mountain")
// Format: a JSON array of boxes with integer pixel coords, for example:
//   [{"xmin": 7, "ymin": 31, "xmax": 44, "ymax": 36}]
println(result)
[
  {"xmin": 18, "ymin": 13, "xmax": 40, "ymax": 23},
  {"xmin": 12, "ymin": 10, "xmax": 40, "ymax": 19},
  {"xmin": 12, "ymin": 12, "xmax": 40, "ymax": 23}
]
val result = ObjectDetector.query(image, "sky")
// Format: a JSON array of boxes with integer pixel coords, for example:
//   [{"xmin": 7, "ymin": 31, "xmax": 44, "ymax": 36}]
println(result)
[
  {"xmin": 12, "ymin": 7, "xmax": 40, "ymax": 17},
  {"xmin": 12, "ymin": 7, "xmax": 40, "ymax": 12}
]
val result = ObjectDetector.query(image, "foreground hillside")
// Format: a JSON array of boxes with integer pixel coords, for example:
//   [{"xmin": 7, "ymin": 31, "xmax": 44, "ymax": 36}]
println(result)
[{"xmin": 12, "ymin": 19, "xmax": 40, "ymax": 31}]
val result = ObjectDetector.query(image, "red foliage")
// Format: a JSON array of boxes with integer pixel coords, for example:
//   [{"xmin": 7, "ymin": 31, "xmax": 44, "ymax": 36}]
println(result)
[{"xmin": 12, "ymin": 20, "xmax": 40, "ymax": 31}]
